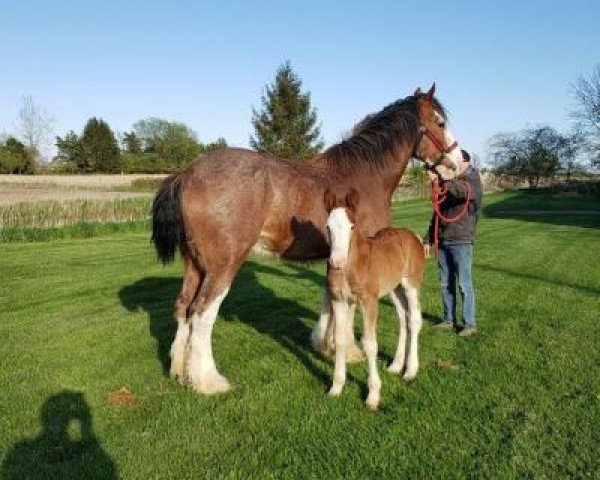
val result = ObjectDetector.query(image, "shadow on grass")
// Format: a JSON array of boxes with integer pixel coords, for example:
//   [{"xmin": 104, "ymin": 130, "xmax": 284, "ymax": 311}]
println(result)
[
  {"xmin": 1, "ymin": 391, "xmax": 117, "ymax": 480},
  {"xmin": 483, "ymin": 189, "xmax": 600, "ymax": 230},
  {"xmin": 119, "ymin": 260, "xmax": 332, "ymax": 388},
  {"xmin": 475, "ymin": 262, "xmax": 600, "ymax": 296}
]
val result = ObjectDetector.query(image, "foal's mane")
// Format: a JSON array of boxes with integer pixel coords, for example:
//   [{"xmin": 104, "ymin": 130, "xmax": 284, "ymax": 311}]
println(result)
[{"xmin": 322, "ymin": 94, "xmax": 447, "ymax": 173}]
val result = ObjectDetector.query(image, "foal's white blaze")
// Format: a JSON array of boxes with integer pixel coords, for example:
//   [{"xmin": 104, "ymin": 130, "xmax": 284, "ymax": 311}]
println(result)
[{"xmin": 327, "ymin": 207, "xmax": 353, "ymax": 269}]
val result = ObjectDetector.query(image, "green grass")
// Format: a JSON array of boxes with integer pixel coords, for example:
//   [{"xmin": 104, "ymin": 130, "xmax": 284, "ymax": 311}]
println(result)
[{"xmin": 1, "ymin": 191, "xmax": 599, "ymax": 479}]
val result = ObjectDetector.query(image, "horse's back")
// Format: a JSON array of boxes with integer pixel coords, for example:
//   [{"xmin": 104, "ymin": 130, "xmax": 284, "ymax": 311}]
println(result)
[{"xmin": 179, "ymin": 148, "xmax": 274, "ymax": 249}]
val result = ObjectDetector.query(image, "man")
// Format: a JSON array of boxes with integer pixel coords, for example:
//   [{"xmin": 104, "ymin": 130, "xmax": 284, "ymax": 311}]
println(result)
[{"xmin": 423, "ymin": 150, "xmax": 483, "ymax": 337}]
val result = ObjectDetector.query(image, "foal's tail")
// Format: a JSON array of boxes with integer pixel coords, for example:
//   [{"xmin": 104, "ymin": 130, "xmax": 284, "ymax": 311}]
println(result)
[{"xmin": 151, "ymin": 173, "xmax": 185, "ymax": 264}]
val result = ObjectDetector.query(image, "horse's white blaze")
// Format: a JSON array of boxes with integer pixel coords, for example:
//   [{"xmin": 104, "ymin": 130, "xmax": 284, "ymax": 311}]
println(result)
[
  {"xmin": 187, "ymin": 288, "xmax": 231, "ymax": 394},
  {"xmin": 435, "ymin": 111, "xmax": 463, "ymax": 170},
  {"xmin": 327, "ymin": 207, "xmax": 353, "ymax": 269}
]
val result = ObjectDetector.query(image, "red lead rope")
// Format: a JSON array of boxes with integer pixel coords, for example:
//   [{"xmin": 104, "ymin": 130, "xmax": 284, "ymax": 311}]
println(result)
[{"xmin": 431, "ymin": 179, "xmax": 472, "ymax": 256}]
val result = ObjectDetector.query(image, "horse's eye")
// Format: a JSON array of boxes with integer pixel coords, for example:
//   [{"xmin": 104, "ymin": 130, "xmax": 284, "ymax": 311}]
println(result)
[{"xmin": 438, "ymin": 122, "xmax": 445, "ymax": 128}]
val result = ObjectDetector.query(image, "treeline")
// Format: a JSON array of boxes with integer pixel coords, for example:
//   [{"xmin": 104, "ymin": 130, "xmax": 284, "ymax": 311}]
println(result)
[
  {"xmin": 489, "ymin": 64, "xmax": 600, "ymax": 187},
  {"xmin": 52, "ymin": 117, "xmax": 227, "ymax": 174},
  {"xmin": 1, "ymin": 61, "xmax": 324, "ymax": 175}
]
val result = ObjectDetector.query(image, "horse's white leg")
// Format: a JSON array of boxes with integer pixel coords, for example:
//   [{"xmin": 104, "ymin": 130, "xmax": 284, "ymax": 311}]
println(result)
[
  {"xmin": 311, "ymin": 288, "xmax": 335, "ymax": 356},
  {"xmin": 187, "ymin": 288, "xmax": 231, "ymax": 395},
  {"xmin": 328, "ymin": 300, "xmax": 349, "ymax": 397},
  {"xmin": 388, "ymin": 288, "xmax": 408, "ymax": 374},
  {"xmin": 403, "ymin": 282, "xmax": 422, "ymax": 381},
  {"xmin": 170, "ymin": 316, "xmax": 190, "ymax": 382},
  {"xmin": 361, "ymin": 298, "xmax": 381, "ymax": 410}
]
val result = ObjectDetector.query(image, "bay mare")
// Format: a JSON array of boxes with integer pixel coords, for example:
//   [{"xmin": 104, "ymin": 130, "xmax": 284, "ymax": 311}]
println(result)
[
  {"xmin": 151, "ymin": 85, "xmax": 463, "ymax": 394},
  {"xmin": 324, "ymin": 188, "xmax": 425, "ymax": 410}
]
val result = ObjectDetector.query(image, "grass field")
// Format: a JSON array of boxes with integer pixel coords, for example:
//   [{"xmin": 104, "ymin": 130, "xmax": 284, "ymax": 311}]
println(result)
[{"xmin": 1, "ymin": 191, "xmax": 599, "ymax": 479}]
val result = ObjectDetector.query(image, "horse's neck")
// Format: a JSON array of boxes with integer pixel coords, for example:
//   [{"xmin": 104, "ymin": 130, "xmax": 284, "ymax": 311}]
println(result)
[
  {"xmin": 348, "ymin": 232, "xmax": 370, "ymax": 275},
  {"xmin": 313, "ymin": 145, "xmax": 412, "ymax": 196}
]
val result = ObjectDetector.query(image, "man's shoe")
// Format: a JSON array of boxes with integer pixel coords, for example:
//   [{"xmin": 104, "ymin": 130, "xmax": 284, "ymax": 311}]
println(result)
[
  {"xmin": 459, "ymin": 326, "xmax": 477, "ymax": 337},
  {"xmin": 435, "ymin": 321, "xmax": 454, "ymax": 330}
]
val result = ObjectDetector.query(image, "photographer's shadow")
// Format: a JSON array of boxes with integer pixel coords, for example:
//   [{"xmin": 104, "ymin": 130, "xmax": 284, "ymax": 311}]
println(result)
[{"xmin": 1, "ymin": 391, "xmax": 117, "ymax": 480}]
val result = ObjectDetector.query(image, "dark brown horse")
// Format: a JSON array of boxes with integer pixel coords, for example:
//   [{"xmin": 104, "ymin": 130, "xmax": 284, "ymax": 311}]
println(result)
[{"xmin": 151, "ymin": 84, "xmax": 463, "ymax": 394}]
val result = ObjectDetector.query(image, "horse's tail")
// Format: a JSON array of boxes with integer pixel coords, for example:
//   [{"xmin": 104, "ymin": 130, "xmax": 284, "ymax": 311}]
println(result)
[{"xmin": 151, "ymin": 173, "xmax": 185, "ymax": 264}]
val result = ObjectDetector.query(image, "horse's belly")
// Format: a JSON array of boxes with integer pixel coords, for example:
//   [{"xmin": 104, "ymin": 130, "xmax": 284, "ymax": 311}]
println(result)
[{"xmin": 251, "ymin": 231, "xmax": 281, "ymax": 259}]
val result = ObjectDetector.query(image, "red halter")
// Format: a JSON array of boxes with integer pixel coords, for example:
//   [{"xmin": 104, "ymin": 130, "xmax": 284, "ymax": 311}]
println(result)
[{"xmin": 422, "ymin": 127, "xmax": 459, "ymax": 159}]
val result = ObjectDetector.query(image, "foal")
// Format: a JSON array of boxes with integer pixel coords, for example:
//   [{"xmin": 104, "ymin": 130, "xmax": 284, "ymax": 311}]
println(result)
[{"xmin": 325, "ymin": 188, "xmax": 425, "ymax": 410}]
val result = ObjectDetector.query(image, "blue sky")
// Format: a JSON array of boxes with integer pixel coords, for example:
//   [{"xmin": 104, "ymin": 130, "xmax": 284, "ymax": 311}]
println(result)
[{"xmin": 1, "ymin": 1, "xmax": 599, "ymax": 164}]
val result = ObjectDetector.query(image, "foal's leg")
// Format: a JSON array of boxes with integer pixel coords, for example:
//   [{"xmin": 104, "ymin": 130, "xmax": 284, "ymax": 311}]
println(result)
[
  {"xmin": 170, "ymin": 251, "xmax": 203, "ymax": 383},
  {"xmin": 345, "ymin": 303, "xmax": 365, "ymax": 363},
  {"xmin": 402, "ymin": 280, "xmax": 423, "ymax": 381},
  {"xmin": 311, "ymin": 288, "xmax": 334, "ymax": 356},
  {"xmin": 387, "ymin": 287, "xmax": 408, "ymax": 374},
  {"xmin": 328, "ymin": 299, "xmax": 350, "ymax": 397},
  {"xmin": 361, "ymin": 297, "xmax": 382, "ymax": 410},
  {"xmin": 312, "ymin": 288, "xmax": 364, "ymax": 363}
]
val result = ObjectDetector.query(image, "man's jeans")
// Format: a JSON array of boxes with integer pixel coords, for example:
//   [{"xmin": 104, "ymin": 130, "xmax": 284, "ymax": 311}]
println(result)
[{"xmin": 437, "ymin": 243, "xmax": 475, "ymax": 327}]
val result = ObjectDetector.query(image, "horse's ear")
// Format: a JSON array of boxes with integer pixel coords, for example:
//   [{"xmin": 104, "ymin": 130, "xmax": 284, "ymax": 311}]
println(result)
[
  {"xmin": 345, "ymin": 188, "xmax": 359, "ymax": 213},
  {"xmin": 425, "ymin": 83, "xmax": 436, "ymax": 102},
  {"xmin": 324, "ymin": 187, "xmax": 337, "ymax": 212},
  {"xmin": 413, "ymin": 87, "xmax": 422, "ymax": 96}
]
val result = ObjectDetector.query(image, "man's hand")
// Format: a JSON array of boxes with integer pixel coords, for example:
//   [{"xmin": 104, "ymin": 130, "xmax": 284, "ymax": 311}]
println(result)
[
  {"xmin": 424, "ymin": 243, "xmax": 431, "ymax": 258},
  {"xmin": 426, "ymin": 168, "xmax": 439, "ymax": 184}
]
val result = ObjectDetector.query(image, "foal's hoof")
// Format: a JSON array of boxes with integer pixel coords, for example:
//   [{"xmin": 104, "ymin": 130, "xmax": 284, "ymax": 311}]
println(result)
[
  {"xmin": 328, "ymin": 385, "xmax": 343, "ymax": 397},
  {"xmin": 346, "ymin": 342, "xmax": 365, "ymax": 364},
  {"xmin": 365, "ymin": 398, "xmax": 380, "ymax": 411},
  {"xmin": 387, "ymin": 362, "xmax": 404, "ymax": 374}
]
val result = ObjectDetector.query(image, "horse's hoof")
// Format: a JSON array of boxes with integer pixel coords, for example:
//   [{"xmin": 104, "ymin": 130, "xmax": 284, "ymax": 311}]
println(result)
[
  {"xmin": 403, "ymin": 370, "xmax": 418, "ymax": 382},
  {"xmin": 365, "ymin": 398, "xmax": 379, "ymax": 411},
  {"xmin": 190, "ymin": 373, "xmax": 233, "ymax": 395}
]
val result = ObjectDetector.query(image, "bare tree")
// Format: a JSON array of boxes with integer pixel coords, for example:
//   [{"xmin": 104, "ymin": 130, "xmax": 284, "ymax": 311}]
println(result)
[
  {"xmin": 18, "ymin": 95, "xmax": 55, "ymax": 162},
  {"xmin": 570, "ymin": 65, "xmax": 600, "ymax": 168}
]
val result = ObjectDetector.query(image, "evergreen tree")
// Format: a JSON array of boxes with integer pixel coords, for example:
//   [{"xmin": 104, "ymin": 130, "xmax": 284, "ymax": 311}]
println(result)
[
  {"xmin": 251, "ymin": 62, "xmax": 324, "ymax": 161},
  {"xmin": 80, "ymin": 118, "xmax": 121, "ymax": 172},
  {"xmin": 55, "ymin": 131, "xmax": 84, "ymax": 171}
]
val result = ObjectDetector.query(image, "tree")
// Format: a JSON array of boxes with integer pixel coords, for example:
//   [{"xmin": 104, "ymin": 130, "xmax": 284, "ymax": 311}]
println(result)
[
  {"xmin": 0, "ymin": 136, "xmax": 35, "ymax": 174},
  {"xmin": 54, "ymin": 131, "xmax": 85, "ymax": 172},
  {"xmin": 121, "ymin": 131, "xmax": 142, "ymax": 154},
  {"xmin": 251, "ymin": 61, "xmax": 324, "ymax": 161},
  {"xmin": 18, "ymin": 95, "xmax": 55, "ymax": 162},
  {"xmin": 202, "ymin": 137, "xmax": 228, "ymax": 153},
  {"xmin": 80, "ymin": 118, "xmax": 121, "ymax": 173},
  {"xmin": 132, "ymin": 118, "xmax": 201, "ymax": 168},
  {"xmin": 571, "ymin": 65, "xmax": 600, "ymax": 168},
  {"xmin": 489, "ymin": 126, "xmax": 569, "ymax": 188}
]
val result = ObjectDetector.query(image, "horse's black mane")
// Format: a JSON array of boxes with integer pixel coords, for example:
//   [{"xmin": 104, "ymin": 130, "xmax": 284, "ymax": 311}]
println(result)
[{"xmin": 323, "ymin": 93, "xmax": 447, "ymax": 173}]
